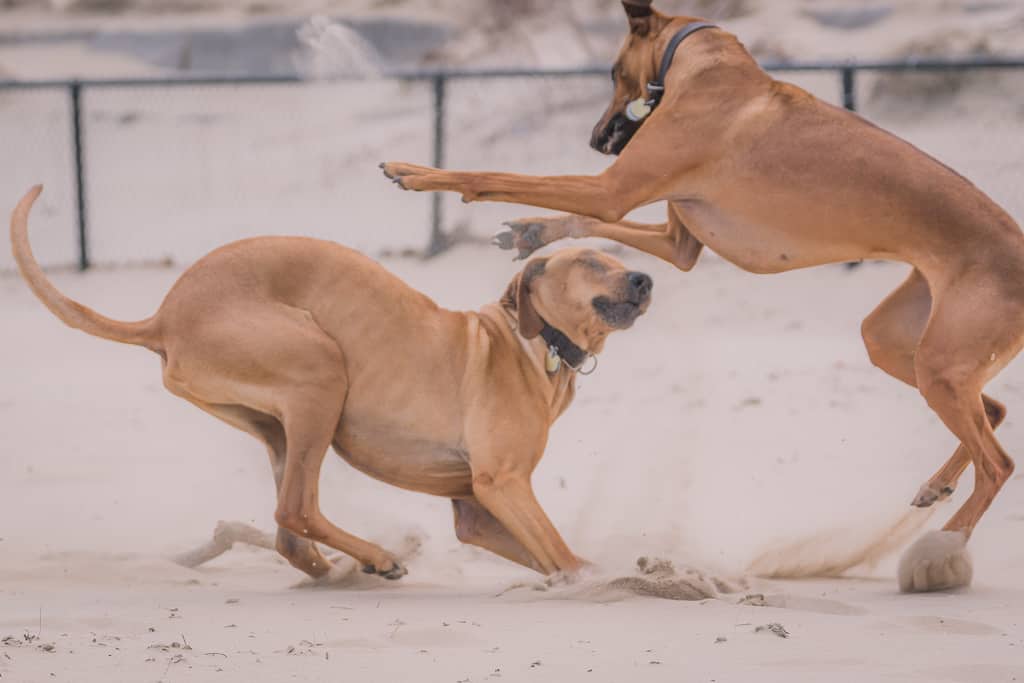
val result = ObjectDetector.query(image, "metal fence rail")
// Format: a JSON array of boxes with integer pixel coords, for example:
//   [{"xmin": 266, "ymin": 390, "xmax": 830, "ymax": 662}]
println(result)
[{"xmin": 3, "ymin": 56, "xmax": 1024, "ymax": 268}]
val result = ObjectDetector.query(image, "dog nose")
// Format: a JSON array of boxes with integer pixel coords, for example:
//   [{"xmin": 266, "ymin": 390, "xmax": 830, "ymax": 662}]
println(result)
[{"xmin": 627, "ymin": 271, "xmax": 653, "ymax": 300}]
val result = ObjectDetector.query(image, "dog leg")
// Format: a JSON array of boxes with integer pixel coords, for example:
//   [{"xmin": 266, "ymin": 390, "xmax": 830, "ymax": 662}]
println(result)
[
  {"xmin": 469, "ymin": 472, "xmax": 581, "ymax": 576},
  {"xmin": 860, "ymin": 268, "xmax": 1008, "ymax": 508},
  {"xmin": 896, "ymin": 276, "xmax": 1022, "ymax": 592},
  {"xmin": 273, "ymin": 396, "xmax": 408, "ymax": 581},
  {"xmin": 169, "ymin": 398, "xmax": 335, "ymax": 578},
  {"xmin": 912, "ymin": 398, "xmax": 1007, "ymax": 506},
  {"xmin": 381, "ymin": 162, "xmax": 661, "ymax": 225},
  {"xmin": 452, "ymin": 497, "xmax": 544, "ymax": 572},
  {"xmin": 495, "ymin": 205, "xmax": 704, "ymax": 270},
  {"xmin": 163, "ymin": 304, "xmax": 406, "ymax": 580}
]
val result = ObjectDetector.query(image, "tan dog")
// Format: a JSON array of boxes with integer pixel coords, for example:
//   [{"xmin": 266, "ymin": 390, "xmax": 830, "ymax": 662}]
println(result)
[
  {"xmin": 381, "ymin": 1, "xmax": 1024, "ymax": 591},
  {"xmin": 11, "ymin": 185, "xmax": 652, "ymax": 580}
]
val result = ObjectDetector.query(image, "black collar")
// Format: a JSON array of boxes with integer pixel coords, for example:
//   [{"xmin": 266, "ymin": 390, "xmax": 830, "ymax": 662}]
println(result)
[
  {"xmin": 539, "ymin": 322, "xmax": 588, "ymax": 370},
  {"xmin": 644, "ymin": 21, "xmax": 718, "ymax": 109}
]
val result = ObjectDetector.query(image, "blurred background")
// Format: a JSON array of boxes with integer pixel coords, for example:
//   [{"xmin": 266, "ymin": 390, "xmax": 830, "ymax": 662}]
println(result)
[{"xmin": 3, "ymin": 0, "xmax": 1024, "ymax": 269}]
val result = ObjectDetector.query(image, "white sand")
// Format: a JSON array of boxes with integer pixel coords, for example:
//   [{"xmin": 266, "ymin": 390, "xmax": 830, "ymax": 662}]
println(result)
[{"xmin": 2, "ymin": 244, "xmax": 1024, "ymax": 682}]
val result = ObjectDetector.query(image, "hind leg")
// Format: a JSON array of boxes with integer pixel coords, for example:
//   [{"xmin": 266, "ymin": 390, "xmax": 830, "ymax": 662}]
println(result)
[
  {"xmin": 172, "ymin": 397, "xmax": 334, "ymax": 578},
  {"xmin": 861, "ymin": 268, "xmax": 1007, "ymax": 508},
  {"xmin": 272, "ymin": 396, "xmax": 407, "ymax": 580},
  {"xmin": 897, "ymin": 275, "xmax": 1021, "ymax": 592},
  {"xmin": 164, "ymin": 303, "xmax": 406, "ymax": 580},
  {"xmin": 911, "ymin": 397, "xmax": 1006, "ymax": 507}
]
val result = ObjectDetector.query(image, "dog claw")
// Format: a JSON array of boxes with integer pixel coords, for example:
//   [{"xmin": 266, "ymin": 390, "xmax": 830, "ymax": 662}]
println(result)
[
  {"xmin": 493, "ymin": 221, "xmax": 548, "ymax": 260},
  {"xmin": 381, "ymin": 563, "xmax": 407, "ymax": 580},
  {"xmin": 361, "ymin": 561, "xmax": 408, "ymax": 580},
  {"xmin": 492, "ymin": 229, "xmax": 516, "ymax": 250},
  {"xmin": 912, "ymin": 483, "xmax": 955, "ymax": 508}
]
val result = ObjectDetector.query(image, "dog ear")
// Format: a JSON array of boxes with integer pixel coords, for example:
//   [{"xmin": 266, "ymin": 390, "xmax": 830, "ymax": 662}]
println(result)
[
  {"xmin": 622, "ymin": 0, "xmax": 654, "ymax": 35},
  {"xmin": 501, "ymin": 257, "xmax": 547, "ymax": 339}
]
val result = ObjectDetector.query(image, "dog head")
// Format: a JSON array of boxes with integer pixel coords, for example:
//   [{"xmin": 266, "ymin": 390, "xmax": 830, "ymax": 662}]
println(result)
[
  {"xmin": 501, "ymin": 248, "xmax": 652, "ymax": 354},
  {"xmin": 591, "ymin": 1, "xmax": 678, "ymax": 155}
]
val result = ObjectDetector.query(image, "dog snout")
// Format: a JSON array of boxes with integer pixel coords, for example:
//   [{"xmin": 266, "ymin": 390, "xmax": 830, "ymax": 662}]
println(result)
[
  {"xmin": 590, "ymin": 122, "xmax": 612, "ymax": 152},
  {"xmin": 627, "ymin": 271, "xmax": 653, "ymax": 301}
]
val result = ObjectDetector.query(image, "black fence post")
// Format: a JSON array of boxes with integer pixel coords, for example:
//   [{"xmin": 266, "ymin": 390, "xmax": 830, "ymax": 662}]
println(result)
[
  {"xmin": 841, "ymin": 66, "xmax": 857, "ymax": 111},
  {"xmin": 69, "ymin": 81, "xmax": 89, "ymax": 270},
  {"xmin": 427, "ymin": 74, "xmax": 446, "ymax": 256}
]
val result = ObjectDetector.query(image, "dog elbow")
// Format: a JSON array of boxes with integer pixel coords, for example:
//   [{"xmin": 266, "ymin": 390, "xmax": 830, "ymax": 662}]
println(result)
[
  {"xmin": 471, "ymin": 469, "xmax": 525, "ymax": 496},
  {"xmin": 472, "ymin": 471, "xmax": 498, "ymax": 492},
  {"xmin": 595, "ymin": 207, "xmax": 626, "ymax": 224}
]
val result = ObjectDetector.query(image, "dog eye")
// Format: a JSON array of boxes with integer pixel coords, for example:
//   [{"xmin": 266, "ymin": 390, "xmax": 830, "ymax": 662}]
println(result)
[{"xmin": 610, "ymin": 68, "xmax": 616, "ymax": 82}]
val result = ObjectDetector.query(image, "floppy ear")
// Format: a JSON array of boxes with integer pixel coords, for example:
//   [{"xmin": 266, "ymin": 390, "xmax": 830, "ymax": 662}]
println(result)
[
  {"xmin": 622, "ymin": 0, "xmax": 654, "ymax": 35},
  {"xmin": 500, "ymin": 258, "xmax": 547, "ymax": 339}
]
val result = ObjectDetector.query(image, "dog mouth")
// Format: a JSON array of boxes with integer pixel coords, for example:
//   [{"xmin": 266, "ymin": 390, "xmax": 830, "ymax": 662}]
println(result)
[
  {"xmin": 590, "ymin": 112, "xmax": 641, "ymax": 156},
  {"xmin": 592, "ymin": 296, "xmax": 648, "ymax": 329}
]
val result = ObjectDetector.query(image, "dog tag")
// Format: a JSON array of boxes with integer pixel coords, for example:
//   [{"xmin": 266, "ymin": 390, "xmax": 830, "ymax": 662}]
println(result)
[
  {"xmin": 545, "ymin": 345, "xmax": 562, "ymax": 374},
  {"xmin": 625, "ymin": 97, "xmax": 652, "ymax": 122}
]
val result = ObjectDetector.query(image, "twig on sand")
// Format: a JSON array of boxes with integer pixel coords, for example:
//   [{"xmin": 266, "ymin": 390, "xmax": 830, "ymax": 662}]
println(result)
[
  {"xmin": 173, "ymin": 521, "xmax": 424, "ymax": 589},
  {"xmin": 172, "ymin": 521, "xmax": 278, "ymax": 568}
]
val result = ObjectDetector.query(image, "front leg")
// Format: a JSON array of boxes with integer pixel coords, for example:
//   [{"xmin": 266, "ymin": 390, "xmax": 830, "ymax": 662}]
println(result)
[
  {"xmin": 380, "ymin": 162, "xmax": 654, "ymax": 224},
  {"xmin": 469, "ymin": 470, "xmax": 581, "ymax": 575},
  {"xmin": 495, "ymin": 205, "xmax": 704, "ymax": 271}
]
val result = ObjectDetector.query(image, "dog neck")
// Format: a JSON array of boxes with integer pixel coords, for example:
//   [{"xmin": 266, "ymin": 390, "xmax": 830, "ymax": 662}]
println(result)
[
  {"xmin": 538, "ymin": 322, "xmax": 589, "ymax": 372},
  {"xmin": 641, "ymin": 21, "xmax": 718, "ymax": 113},
  {"xmin": 489, "ymin": 303, "xmax": 589, "ymax": 379}
]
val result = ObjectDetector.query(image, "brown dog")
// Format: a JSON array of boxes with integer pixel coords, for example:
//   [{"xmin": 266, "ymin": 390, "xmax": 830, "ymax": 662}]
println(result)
[
  {"xmin": 381, "ymin": 1, "xmax": 1024, "ymax": 591},
  {"xmin": 11, "ymin": 185, "xmax": 652, "ymax": 580}
]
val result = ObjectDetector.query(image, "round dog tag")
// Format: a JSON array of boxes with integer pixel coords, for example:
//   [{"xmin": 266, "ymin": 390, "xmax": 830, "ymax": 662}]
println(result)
[{"xmin": 625, "ymin": 98, "xmax": 652, "ymax": 122}]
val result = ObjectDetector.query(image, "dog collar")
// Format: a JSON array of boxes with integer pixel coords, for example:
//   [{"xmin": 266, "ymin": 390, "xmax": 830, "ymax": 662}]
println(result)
[
  {"xmin": 626, "ymin": 21, "xmax": 718, "ymax": 122},
  {"xmin": 539, "ymin": 322, "xmax": 590, "ymax": 374}
]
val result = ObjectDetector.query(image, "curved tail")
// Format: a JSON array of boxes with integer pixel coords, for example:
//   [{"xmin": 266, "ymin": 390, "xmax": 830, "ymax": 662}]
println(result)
[{"xmin": 10, "ymin": 185, "xmax": 160, "ymax": 351}]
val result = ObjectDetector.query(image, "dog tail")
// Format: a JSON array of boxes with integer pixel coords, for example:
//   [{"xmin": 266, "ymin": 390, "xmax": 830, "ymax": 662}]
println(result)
[{"xmin": 10, "ymin": 185, "xmax": 161, "ymax": 351}]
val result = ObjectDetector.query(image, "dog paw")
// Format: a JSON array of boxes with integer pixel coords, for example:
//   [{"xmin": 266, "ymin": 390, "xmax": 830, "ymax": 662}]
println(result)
[
  {"xmin": 379, "ymin": 162, "xmax": 440, "ymax": 192},
  {"xmin": 361, "ymin": 559, "xmax": 408, "ymax": 580},
  {"xmin": 493, "ymin": 219, "xmax": 549, "ymax": 260},
  {"xmin": 898, "ymin": 530, "xmax": 972, "ymax": 593},
  {"xmin": 911, "ymin": 482, "xmax": 955, "ymax": 508}
]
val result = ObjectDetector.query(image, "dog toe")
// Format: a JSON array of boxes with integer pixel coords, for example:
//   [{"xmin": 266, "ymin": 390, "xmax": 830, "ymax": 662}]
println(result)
[
  {"xmin": 912, "ymin": 483, "xmax": 954, "ymax": 508},
  {"xmin": 492, "ymin": 229, "xmax": 516, "ymax": 250},
  {"xmin": 381, "ymin": 562, "xmax": 407, "ymax": 580},
  {"xmin": 361, "ymin": 560, "xmax": 407, "ymax": 580}
]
